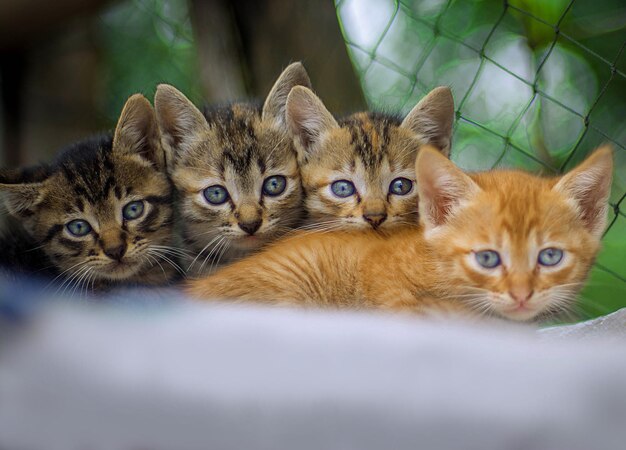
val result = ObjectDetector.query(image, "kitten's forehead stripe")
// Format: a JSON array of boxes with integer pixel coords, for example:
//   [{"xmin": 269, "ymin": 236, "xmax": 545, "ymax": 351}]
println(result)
[{"xmin": 340, "ymin": 113, "xmax": 397, "ymax": 171}]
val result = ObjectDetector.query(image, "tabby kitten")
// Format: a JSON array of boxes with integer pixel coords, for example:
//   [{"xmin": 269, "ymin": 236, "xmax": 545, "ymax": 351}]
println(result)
[
  {"xmin": 187, "ymin": 145, "xmax": 613, "ymax": 322},
  {"xmin": 284, "ymin": 85, "xmax": 454, "ymax": 231},
  {"xmin": 0, "ymin": 94, "xmax": 178, "ymax": 289},
  {"xmin": 155, "ymin": 62, "xmax": 311, "ymax": 275}
]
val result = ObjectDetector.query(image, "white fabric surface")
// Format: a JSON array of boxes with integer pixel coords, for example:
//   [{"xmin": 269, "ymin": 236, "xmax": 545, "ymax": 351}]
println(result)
[{"xmin": 1, "ymin": 300, "xmax": 626, "ymax": 450}]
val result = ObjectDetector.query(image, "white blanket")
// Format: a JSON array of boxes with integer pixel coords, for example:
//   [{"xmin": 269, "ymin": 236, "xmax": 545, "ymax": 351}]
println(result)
[{"xmin": 1, "ymin": 298, "xmax": 625, "ymax": 450}]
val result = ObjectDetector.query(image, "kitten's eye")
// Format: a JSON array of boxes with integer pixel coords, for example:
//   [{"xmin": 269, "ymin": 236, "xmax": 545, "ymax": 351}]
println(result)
[
  {"xmin": 263, "ymin": 175, "xmax": 287, "ymax": 197},
  {"xmin": 123, "ymin": 200, "xmax": 145, "ymax": 220},
  {"xmin": 331, "ymin": 180, "xmax": 356, "ymax": 198},
  {"xmin": 538, "ymin": 248, "xmax": 563, "ymax": 266},
  {"xmin": 389, "ymin": 177, "xmax": 413, "ymax": 195},
  {"xmin": 203, "ymin": 185, "xmax": 229, "ymax": 205},
  {"xmin": 66, "ymin": 219, "xmax": 92, "ymax": 237},
  {"xmin": 475, "ymin": 250, "xmax": 501, "ymax": 269}
]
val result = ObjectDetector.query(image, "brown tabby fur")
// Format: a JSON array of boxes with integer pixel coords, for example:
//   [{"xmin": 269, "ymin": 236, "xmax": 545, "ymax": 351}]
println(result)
[
  {"xmin": 285, "ymin": 86, "xmax": 454, "ymax": 231},
  {"xmin": 155, "ymin": 63, "xmax": 311, "ymax": 276},
  {"xmin": 187, "ymin": 145, "xmax": 613, "ymax": 322},
  {"xmin": 0, "ymin": 95, "xmax": 177, "ymax": 288}
]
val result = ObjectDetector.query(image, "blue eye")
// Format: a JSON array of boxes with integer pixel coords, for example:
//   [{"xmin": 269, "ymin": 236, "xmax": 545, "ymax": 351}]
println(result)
[
  {"xmin": 331, "ymin": 180, "xmax": 356, "ymax": 198},
  {"xmin": 263, "ymin": 175, "xmax": 287, "ymax": 196},
  {"xmin": 66, "ymin": 219, "xmax": 92, "ymax": 237},
  {"xmin": 203, "ymin": 185, "xmax": 229, "ymax": 205},
  {"xmin": 389, "ymin": 177, "xmax": 413, "ymax": 195},
  {"xmin": 538, "ymin": 248, "xmax": 563, "ymax": 266},
  {"xmin": 122, "ymin": 200, "xmax": 145, "ymax": 220},
  {"xmin": 475, "ymin": 250, "xmax": 501, "ymax": 269}
]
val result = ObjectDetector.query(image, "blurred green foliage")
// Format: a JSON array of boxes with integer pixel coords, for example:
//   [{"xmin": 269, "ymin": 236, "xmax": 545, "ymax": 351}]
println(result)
[
  {"xmin": 337, "ymin": 0, "xmax": 626, "ymax": 320},
  {"xmin": 97, "ymin": 0, "xmax": 202, "ymax": 124}
]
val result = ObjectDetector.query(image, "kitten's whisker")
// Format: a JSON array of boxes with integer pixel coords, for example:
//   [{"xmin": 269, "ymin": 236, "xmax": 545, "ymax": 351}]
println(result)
[
  {"xmin": 58, "ymin": 265, "xmax": 89, "ymax": 298},
  {"xmin": 45, "ymin": 260, "xmax": 88, "ymax": 291},
  {"xmin": 150, "ymin": 244, "xmax": 194, "ymax": 257},
  {"xmin": 200, "ymin": 237, "xmax": 227, "ymax": 273},
  {"xmin": 147, "ymin": 248, "xmax": 186, "ymax": 276},
  {"xmin": 146, "ymin": 253, "xmax": 168, "ymax": 279},
  {"xmin": 73, "ymin": 267, "xmax": 93, "ymax": 298},
  {"xmin": 209, "ymin": 240, "xmax": 231, "ymax": 274},
  {"xmin": 54, "ymin": 264, "xmax": 86, "ymax": 295},
  {"xmin": 188, "ymin": 234, "xmax": 224, "ymax": 271}
]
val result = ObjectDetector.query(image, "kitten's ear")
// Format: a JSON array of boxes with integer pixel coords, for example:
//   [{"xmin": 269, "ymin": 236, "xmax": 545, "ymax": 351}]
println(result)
[
  {"xmin": 554, "ymin": 144, "xmax": 613, "ymax": 239},
  {"xmin": 401, "ymin": 87, "xmax": 455, "ymax": 156},
  {"xmin": 113, "ymin": 94, "xmax": 164, "ymax": 168},
  {"xmin": 286, "ymin": 86, "xmax": 339, "ymax": 163},
  {"xmin": 0, "ymin": 171, "xmax": 46, "ymax": 218},
  {"xmin": 416, "ymin": 145, "xmax": 479, "ymax": 230},
  {"xmin": 262, "ymin": 62, "xmax": 312, "ymax": 126},
  {"xmin": 154, "ymin": 84, "xmax": 208, "ymax": 163}
]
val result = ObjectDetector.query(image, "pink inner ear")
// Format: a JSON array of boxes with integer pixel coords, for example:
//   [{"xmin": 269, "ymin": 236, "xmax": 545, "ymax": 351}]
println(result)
[
  {"xmin": 421, "ymin": 178, "xmax": 459, "ymax": 228},
  {"xmin": 554, "ymin": 149, "xmax": 613, "ymax": 238},
  {"xmin": 558, "ymin": 175, "xmax": 610, "ymax": 237},
  {"xmin": 418, "ymin": 159, "xmax": 480, "ymax": 229}
]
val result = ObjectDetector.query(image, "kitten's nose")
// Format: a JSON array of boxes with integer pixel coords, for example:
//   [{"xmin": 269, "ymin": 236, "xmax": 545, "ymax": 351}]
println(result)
[
  {"xmin": 104, "ymin": 242, "xmax": 127, "ymax": 261},
  {"xmin": 363, "ymin": 212, "xmax": 387, "ymax": 228},
  {"xmin": 238, "ymin": 220, "xmax": 262, "ymax": 235},
  {"xmin": 509, "ymin": 287, "xmax": 533, "ymax": 304}
]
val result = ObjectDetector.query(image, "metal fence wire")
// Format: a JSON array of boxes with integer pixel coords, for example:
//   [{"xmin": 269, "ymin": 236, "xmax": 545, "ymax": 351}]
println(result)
[{"xmin": 336, "ymin": 0, "xmax": 626, "ymax": 318}]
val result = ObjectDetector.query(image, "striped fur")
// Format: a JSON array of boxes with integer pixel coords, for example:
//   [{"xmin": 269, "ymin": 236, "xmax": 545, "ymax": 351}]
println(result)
[
  {"xmin": 155, "ymin": 63, "xmax": 311, "ymax": 276},
  {"xmin": 285, "ymin": 86, "xmax": 455, "ymax": 232},
  {"xmin": 0, "ymin": 95, "xmax": 177, "ymax": 289}
]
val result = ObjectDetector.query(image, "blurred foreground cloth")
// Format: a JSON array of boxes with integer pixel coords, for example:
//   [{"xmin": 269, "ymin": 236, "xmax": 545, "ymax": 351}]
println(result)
[{"xmin": 0, "ymin": 297, "xmax": 626, "ymax": 450}]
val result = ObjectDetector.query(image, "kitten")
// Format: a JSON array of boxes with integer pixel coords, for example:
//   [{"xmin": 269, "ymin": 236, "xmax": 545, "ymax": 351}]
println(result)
[
  {"xmin": 0, "ymin": 94, "xmax": 178, "ymax": 290},
  {"xmin": 187, "ymin": 145, "xmax": 613, "ymax": 322},
  {"xmin": 154, "ymin": 62, "xmax": 311, "ymax": 275},
  {"xmin": 284, "ymin": 85, "xmax": 454, "ymax": 231}
]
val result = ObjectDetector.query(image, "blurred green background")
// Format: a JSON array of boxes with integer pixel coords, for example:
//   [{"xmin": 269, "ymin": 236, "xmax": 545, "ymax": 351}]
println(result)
[
  {"xmin": 337, "ymin": 0, "xmax": 626, "ymax": 320},
  {"xmin": 0, "ymin": 0, "xmax": 623, "ymax": 320}
]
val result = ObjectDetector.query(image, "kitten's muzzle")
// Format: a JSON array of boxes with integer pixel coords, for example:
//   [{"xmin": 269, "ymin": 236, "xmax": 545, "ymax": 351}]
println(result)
[
  {"xmin": 509, "ymin": 287, "xmax": 534, "ymax": 305},
  {"xmin": 103, "ymin": 242, "xmax": 128, "ymax": 261},
  {"xmin": 238, "ymin": 219, "xmax": 262, "ymax": 235},
  {"xmin": 363, "ymin": 212, "xmax": 387, "ymax": 229}
]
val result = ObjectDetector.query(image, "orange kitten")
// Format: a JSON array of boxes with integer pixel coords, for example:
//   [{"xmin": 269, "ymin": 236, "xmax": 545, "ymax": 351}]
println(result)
[{"xmin": 187, "ymin": 145, "xmax": 613, "ymax": 321}]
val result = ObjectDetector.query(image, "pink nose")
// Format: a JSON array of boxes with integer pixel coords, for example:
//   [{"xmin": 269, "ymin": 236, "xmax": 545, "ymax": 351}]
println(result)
[{"xmin": 509, "ymin": 288, "xmax": 533, "ymax": 305}]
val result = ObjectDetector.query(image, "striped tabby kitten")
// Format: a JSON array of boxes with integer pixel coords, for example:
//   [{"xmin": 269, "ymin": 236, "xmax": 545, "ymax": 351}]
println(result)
[
  {"xmin": 284, "ymin": 85, "xmax": 454, "ymax": 231},
  {"xmin": 188, "ymin": 145, "xmax": 613, "ymax": 322},
  {"xmin": 155, "ymin": 62, "xmax": 311, "ymax": 275},
  {"xmin": 0, "ymin": 95, "xmax": 177, "ymax": 289}
]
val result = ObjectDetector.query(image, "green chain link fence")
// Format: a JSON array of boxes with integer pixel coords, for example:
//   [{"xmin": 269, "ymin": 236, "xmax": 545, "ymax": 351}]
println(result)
[
  {"xmin": 336, "ymin": 0, "xmax": 626, "ymax": 319},
  {"xmin": 97, "ymin": 0, "xmax": 200, "ymax": 124}
]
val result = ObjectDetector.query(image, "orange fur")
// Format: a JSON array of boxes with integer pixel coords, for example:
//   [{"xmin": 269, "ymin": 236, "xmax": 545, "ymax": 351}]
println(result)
[{"xmin": 187, "ymin": 145, "xmax": 613, "ymax": 321}]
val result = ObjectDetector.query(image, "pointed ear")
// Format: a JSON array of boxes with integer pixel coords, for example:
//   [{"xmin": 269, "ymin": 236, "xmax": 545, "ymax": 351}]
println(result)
[
  {"xmin": 262, "ymin": 62, "xmax": 312, "ymax": 126},
  {"xmin": 0, "ymin": 173, "xmax": 46, "ymax": 218},
  {"xmin": 554, "ymin": 144, "xmax": 613, "ymax": 239},
  {"xmin": 154, "ymin": 84, "xmax": 208, "ymax": 163},
  {"xmin": 113, "ymin": 94, "xmax": 164, "ymax": 168},
  {"xmin": 401, "ymin": 86, "xmax": 455, "ymax": 156},
  {"xmin": 286, "ymin": 86, "xmax": 338, "ymax": 163},
  {"xmin": 416, "ymin": 145, "xmax": 479, "ymax": 230}
]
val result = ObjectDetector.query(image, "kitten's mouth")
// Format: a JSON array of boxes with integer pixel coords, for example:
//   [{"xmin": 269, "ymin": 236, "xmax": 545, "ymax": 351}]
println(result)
[
  {"xmin": 96, "ymin": 259, "xmax": 142, "ymax": 280},
  {"xmin": 501, "ymin": 303, "xmax": 539, "ymax": 321},
  {"xmin": 232, "ymin": 234, "xmax": 266, "ymax": 250}
]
